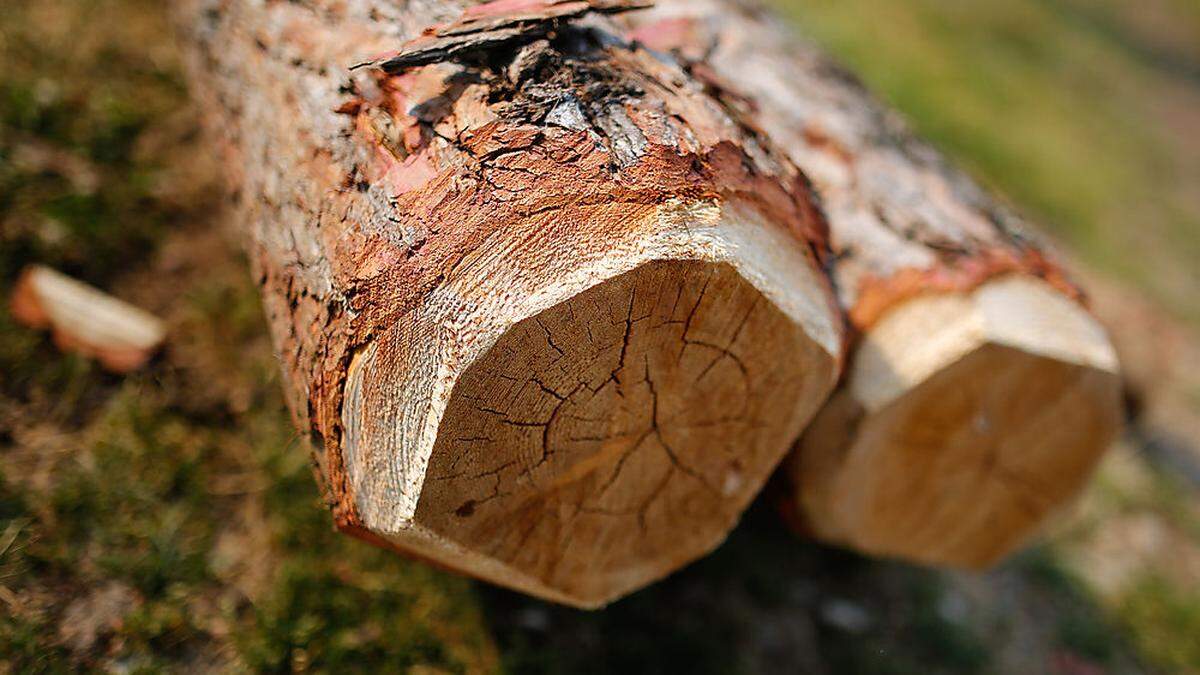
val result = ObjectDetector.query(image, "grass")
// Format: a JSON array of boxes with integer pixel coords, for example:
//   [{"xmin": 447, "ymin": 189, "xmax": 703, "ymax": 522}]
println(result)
[
  {"xmin": 485, "ymin": 508, "xmax": 1001, "ymax": 675},
  {"xmin": 0, "ymin": 0, "xmax": 1197, "ymax": 671},
  {"xmin": 0, "ymin": 2, "xmax": 184, "ymax": 289},
  {"xmin": 1119, "ymin": 574, "xmax": 1200, "ymax": 672},
  {"xmin": 0, "ymin": 257, "xmax": 500, "ymax": 672},
  {"xmin": 0, "ymin": 257, "xmax": 499, "ymax": 671}
]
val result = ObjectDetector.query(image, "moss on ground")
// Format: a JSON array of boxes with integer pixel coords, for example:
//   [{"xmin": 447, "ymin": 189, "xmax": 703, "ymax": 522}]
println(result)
[{"xmin": 0, "ymin": 243, "xmax": 501, "ymax": 671}]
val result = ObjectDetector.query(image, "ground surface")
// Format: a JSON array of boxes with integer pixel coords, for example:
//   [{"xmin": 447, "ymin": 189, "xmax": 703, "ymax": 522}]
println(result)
[{"xmin": 1, "ymin": 0, "xmax": 1198, "ymax": 673}]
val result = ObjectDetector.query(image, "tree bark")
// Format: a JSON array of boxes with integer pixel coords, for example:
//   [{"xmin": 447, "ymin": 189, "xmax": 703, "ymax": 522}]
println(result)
[
  {"xmin": 176, "ymin": 0, "xmax": 841, "ymax": 607},
  {"xmin": 626, "ymin": 0, "xmax": 1122, "ymax": 567}
]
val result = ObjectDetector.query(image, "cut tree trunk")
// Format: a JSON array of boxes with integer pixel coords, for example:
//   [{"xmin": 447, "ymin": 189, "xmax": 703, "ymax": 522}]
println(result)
[
  {"xmin": 625, "ymin": 0, "xmax": 1123, "ymax": 568},
  {"xmin": 176, "ymin": 0, "xmax": 841, "ymax": 607}
]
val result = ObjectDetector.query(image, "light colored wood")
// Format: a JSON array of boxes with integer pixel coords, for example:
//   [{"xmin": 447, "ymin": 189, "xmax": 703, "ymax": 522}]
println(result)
[
  {"xmin": 624, "ymin": 0, "xmax": 1124, "ymax": 566},
  {"xmin": 9, "ymin": 265, "xmax": 166, "ymax": 373},
  {"xmin": 791, "ymin": 276, "xmax": 1121, "ymax": 567},
  {"xmin": 176, "ymin": 0, "xmax": 841, "ymax": 606}
]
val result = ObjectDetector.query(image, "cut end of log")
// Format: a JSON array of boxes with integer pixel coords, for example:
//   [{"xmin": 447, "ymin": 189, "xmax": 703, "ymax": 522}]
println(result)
[
  {"xmin": 338, "ymin": 203, "xmax": 839, "ymax": 608},
  {"xmin": 791, "ymin": 275, "xmax": 1122, "ymax": 569}
]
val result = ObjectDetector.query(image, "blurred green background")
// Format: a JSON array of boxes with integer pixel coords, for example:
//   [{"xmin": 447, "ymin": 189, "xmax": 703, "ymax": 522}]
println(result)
[
  {"xmin": 1, "ymin": 0, "xmax": 1198, "ymax": 672},
  {"xmin": 781, "ymin": 0, "xmax": 1200, "ymax": 328}
]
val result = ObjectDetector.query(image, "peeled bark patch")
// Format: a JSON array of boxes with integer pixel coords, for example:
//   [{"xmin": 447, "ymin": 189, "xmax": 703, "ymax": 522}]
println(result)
[{"xmin": 177, "ymin": 0, "xmax": 840, "ymax": 607}]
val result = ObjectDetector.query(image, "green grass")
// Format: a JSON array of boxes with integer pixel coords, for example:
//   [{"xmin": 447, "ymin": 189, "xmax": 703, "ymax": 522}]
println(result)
[
  {"xmin": 0, "ymin": 4, "xmax": 184, "ymax": 289},
  {"xmin": 819, "ymin": 576, "xmax": 990, "ymax": 675},
  {"xmin": 1, "ymin": 271, "xmax": 499, "ymax": 672},
  {"xmin": 1119, "ymin": 574, "xmax": 1200, "ymax": 672}
]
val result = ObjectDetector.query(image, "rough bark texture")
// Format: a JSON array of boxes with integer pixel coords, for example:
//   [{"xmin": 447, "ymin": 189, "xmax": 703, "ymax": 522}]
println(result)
[
  {"xmin": 623, "ymin": 0, "xmax": 1122, "ymax": 567},
  {"xmin": 177, "ymin": 0, "xmax": 841, "ymax": 607}
]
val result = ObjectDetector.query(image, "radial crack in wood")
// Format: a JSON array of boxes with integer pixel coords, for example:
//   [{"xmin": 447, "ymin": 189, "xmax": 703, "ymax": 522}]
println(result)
[{"xmin": 341, "ymin": 206, "xmax": 838, "ymax": 607}]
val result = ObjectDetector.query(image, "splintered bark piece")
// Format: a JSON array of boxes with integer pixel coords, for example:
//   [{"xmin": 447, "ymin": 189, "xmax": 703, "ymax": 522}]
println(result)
[
  {"xmin": 9, "ymin": 265, "xmax": 166, "ymax": 373},
  {"xmin": 626, "ymin": 0, "xmax": 1122, "ymax": 567},
  {"xmin": 177, "ymin": 0, "xmax": 841, "ymax": 607},
  {"xmin": 361, "ymin": 0, "xmax": 655, "ymax": 71}
]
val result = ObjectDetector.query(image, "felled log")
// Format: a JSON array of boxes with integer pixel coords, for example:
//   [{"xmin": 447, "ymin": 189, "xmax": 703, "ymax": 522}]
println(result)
[
  {"xmin": 9, "ymin": 265, "xmax": 166, "ymax": 373},
  {"xmin": 626, "ymin": 0, "xmax": 1123, "ymax": 568},
  {"xmin": 177, "ymin": 0, "xmax": 841, "ymax": 607}
]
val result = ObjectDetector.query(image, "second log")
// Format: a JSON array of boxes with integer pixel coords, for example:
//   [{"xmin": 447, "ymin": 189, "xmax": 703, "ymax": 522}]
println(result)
[{"xmin": 628, "ymin": 0, "xmax": 1123, "ymax": 568}]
